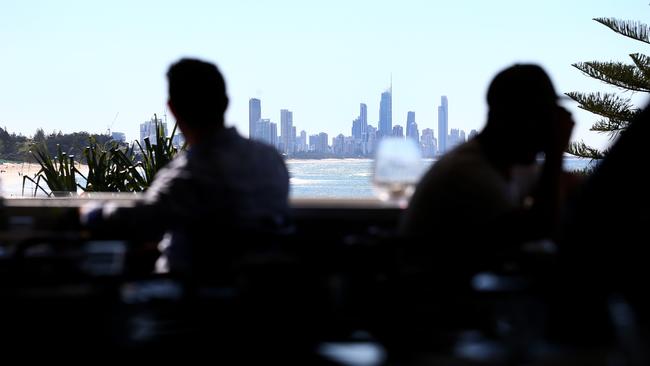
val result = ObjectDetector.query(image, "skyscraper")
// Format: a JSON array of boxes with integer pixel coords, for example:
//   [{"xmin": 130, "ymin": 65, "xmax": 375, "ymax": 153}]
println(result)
[
  {"xmin": 365, "ymin": 126, "xmax": 378, "ymax": 155},
  {"xmin": 352, "ymin": 118, "xmax": 363, "ymax": 139},
  {"xmin": 249, "ymin": 98, "xmax": 261, "ymax": 139},
  {"xmin": 299, "ymin": 130, "xmax": 307, "ymax": 152},
  {"xmin": 468, "ymin": 129, "xmax": 479, "ymax": 140},
  {"xmin": 421, "ymin": 128, "xmax": 437, "ymax": 158},
  {"xmin": 332, "ymin": 134, "xmax": 345, "ymax": 155},
  {"xmin": 270, "ymin": 123, "xmax": 278, "ymax": 148},
  {"xmin": 360, "ymin": 103, "xmax": 368, "ymax": 133},
  {"xmin": 406, "ymin": 111, "xmax": 419, "ymax": 142},
  {"xmin": 280, "ymin": 109, "xmax": 293, "ymax": 154},
  {"xmin": 379, "ymin": 88, "xmax": 392, "ymax": 137},
  {"xmin": 438, "ymin": 96, "xmax": 448, "ymax": 155},
  {"xmin": 448, "ymin": 128, "xmax": 461, "ymax": 150},
  {"xmin": 317, "ymin": 132, "xmax": 329, "ymax": 153},
  {"xmin": 256, "ymin": 118, "xmax": 272, "ymax": 145},
  {"xmin": 352, "ymin": 103, "xmax": 369, "ymax": 140},
  {"xmin": 392, "ymin": 125, "xmax": 404, "ymax": 137},
  {"xmin": 140, "ymin": 117, "xmax": 167, "ymax": 146},
  {"xmin": 407, "ymin": 111, "xmax": 415, "ymax": 125}
]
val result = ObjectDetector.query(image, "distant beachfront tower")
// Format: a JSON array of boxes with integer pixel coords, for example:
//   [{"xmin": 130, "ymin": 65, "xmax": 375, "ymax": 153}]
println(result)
[
  {"xmin": 317, "ymin": 132, "xmax": 329, "ymax": 153},
  {"xmin": 379, "ymin": 89, "xmax": 392, "ymax": 137},
  {"xmin": 392, "ymin": 125, "xmax": 404, "ymax": 138},
  {"xmin": 405, "ymin": 111, "xmax": 419, "ymax": 143},
  {"xmin": 299, "ymin": 130, "xmax": 307, "ymax": 152},
  {"xmin": 270, "ymin": 123, "xmax": 278, "ymax": 148},
  {"xmin": 438, "ymin": 96, "xmax": 448, "ymax": 155},
  {"xmin": 280, "ymin": 109, "xmax": 294, "ymax": 154},
  {"xmin": 448, "ymin": 128, "xmax": 462, "ymax": 151},
  {"xmin": 249, "ymin": 98, "xmax": 261, "ymax": 139},
  {"xmin": 256, "ymin": 118, "xmax": 271, "ymax": 145},
  {"xmin": 421, "ymin": 128, "xmax": 437, "ymax": 158},
  {"xmin": 352, "ymin": 103, "xmax": 369, "ymax": 140},
  {"xmin": 140, "ymin": 117, "xmax": 167, "ymax": 146},
  {"xmin": 360, "ymin": 103, "xmax": 368, "ymax": 132}
]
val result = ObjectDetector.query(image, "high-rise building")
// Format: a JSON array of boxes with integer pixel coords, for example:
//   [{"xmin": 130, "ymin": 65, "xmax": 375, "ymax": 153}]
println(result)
[
  {"xmin": 365, "ymin": 126, "xmax": 378, "ymax": 155},
  {"xmin": 420, "ymin": 128, "xmax": 437, "ymax": 158},
  {"xmin": 140, "ymin": 117, "xmax": 167, "ymax": 146},
  {"xmin": 392, "ymin": 125, "xmax": 404, "ymax": 137},
  {"xmin": 309, "ymin": 134, "xmax": 319, "ymax": 152},
  {"xmin": 438, "ymin": 96, "xmax": 448, "ymax": 155},
  {"xmin": 332, "ymin": 134, "xmax": 345, "ymax": 155},
  {"xmin": 460, "ymin": 130, "xmax": 466, "ymax": 144},
  {"xmin": 407, "ymin": 111, "xmax": 415, "ymax": 125},
  {"xmin": 352, "ymin": 118, "xmax": 363, "ymax": 139},
  {"xmin": 360, "ymin": 103, "xmax": 368, "ymax": 132},
  {"xmin": 448, "ymin": 128, "xmax": 462, "ymax": 150},
  {"xmin": 280, "ymin": 109, "xmax": 294, "ymax": 154},
  {"xmin": 317, "ymin": 132, "xmax": 329, "ymax": 153},
  {"xmin": 249, "ymin": 98, "xmax": 261, "ymax": 139},
  {"xmin": 379, "ymin": 88, "xmax": 392, "ymax": 137},
  {"xmin": 270, "ymin": 123, "xmax": 278, "ymax": 148},
  {"xmin": 352, "ymin": 103, "xmax": 369, "ymax": 140},
  {"xmin": 256, "ymin": 118, "xmax": 272, "ymax": 146},
  {"xmin": 468, "ymin": 129, "xmax": 479, "ymax": 140},
  {"xmin": 299, "ymin": 130, "xmax": 307, "ymax": 152},
  {"xmin": 405, "ymin": 111, "xmax": 419, "ymax": 143}
]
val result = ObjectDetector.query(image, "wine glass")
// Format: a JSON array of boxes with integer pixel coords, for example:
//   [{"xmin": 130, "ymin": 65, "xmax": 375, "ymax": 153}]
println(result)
[{"xmin": 372, "ymin": 137, "xmax": 423, "ymax": 207}]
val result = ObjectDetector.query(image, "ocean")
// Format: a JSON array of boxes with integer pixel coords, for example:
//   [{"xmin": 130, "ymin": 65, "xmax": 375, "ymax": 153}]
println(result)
[
  {"xmin": 4, "ymin": 158, "xmax": 594, "ymax": 199},
  {"xmin": 287, "ymin": 157, "xmax": 594, "ymax": 199}
]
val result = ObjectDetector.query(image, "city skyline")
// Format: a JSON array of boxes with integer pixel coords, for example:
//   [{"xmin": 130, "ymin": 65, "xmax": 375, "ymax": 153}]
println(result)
[
  {"xmin": 3, "ymin": 1, "xmax": 648, "ymax": 152},
  {"xmin": 248, "ymin": 87, "xmax": 479, "ymax": 158}
]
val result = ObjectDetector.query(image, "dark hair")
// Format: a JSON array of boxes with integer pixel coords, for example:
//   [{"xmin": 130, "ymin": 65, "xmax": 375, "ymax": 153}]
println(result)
[
  {"xmin": 487, "ymin": 64, "xmax": 557, "ymax": 119},
  {"xmin": 166, "ymin": 58, "xmax": 229, "ymax": 128}
]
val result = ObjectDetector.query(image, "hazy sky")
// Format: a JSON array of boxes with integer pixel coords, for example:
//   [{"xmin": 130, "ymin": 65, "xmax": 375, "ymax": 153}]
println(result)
[{"xmin": 2, "ymin": 0, "xmax": 649, "ymax": 151}]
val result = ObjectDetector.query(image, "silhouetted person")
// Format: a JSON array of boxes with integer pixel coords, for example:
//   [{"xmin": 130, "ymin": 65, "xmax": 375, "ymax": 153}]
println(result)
[
  {"xmin": 402, "ymin": 64, "xmax": 575, "ymax": 263},
  {"xmin": 82, "ymin": 58, "xmax": 290, "ymax": 275},
  {"xmin": 560, "ymin": 100, "xmax": 650, "ymax": 330}
]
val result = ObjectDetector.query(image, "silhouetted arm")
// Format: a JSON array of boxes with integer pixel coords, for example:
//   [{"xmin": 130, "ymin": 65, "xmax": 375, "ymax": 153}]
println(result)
[{"xmin": 80, "ymin": 157, "xmax": 198, "ymax": 240}]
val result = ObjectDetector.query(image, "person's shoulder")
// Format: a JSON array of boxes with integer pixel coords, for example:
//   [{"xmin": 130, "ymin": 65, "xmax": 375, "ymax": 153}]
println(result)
[
  {"xmin": 431, "ymin": 140, "xmax": 484, "ymax": 174},
  {"xmin": 418, "ymin": 140, "xmax": 499, "ymax": 194},
  {"xmin": 155, "ymin": 152, "xmax": 188, "ymax": 177}
]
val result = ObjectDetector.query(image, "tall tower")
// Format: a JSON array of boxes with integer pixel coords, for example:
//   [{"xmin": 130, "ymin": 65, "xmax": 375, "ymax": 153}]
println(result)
[
  {"xmin": 438, "ymin": 96, "xmax": 448, "ymax": 154},
  {"xmin": 249, "ymin": 98, "xmax": 261, "ymax": 139},
  {"xmin": 379, "ymin": 89, "xmax": 392, "ymax": 137},
  {"xmin": 360, "ymin": 103, "xmax": 368, "ymax": 134},
  {"xmin": 406, "ymin": 111, "xmax": 419, "ymax": 142},
  {"xmin": 352, "ymin": 103, "xmax": 369, "ymax": 140},
  {"xmin": 280, "ymin": 109, "xmax": 294, "ymax": 154}
]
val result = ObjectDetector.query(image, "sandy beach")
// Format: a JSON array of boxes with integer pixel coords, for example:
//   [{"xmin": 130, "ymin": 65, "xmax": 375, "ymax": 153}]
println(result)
[{"xmin": 0, "ymin": 161, "xmax": 88, "ymax": 197}]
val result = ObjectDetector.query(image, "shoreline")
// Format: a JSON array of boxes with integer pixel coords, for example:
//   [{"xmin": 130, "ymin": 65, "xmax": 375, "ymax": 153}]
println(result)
[{"xmin": 1, "ymin": 161, "xmax": 89, "ymax": 197}]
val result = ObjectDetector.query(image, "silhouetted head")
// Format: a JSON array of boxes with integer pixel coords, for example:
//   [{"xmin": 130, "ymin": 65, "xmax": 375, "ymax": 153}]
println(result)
[
  {"xmin": 166, "ymin": 58, "xmax": 229, "ymax": 132},
  {"xmin": 483, "ymin": 64, "xmax": 559, "ymax": 164}
]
